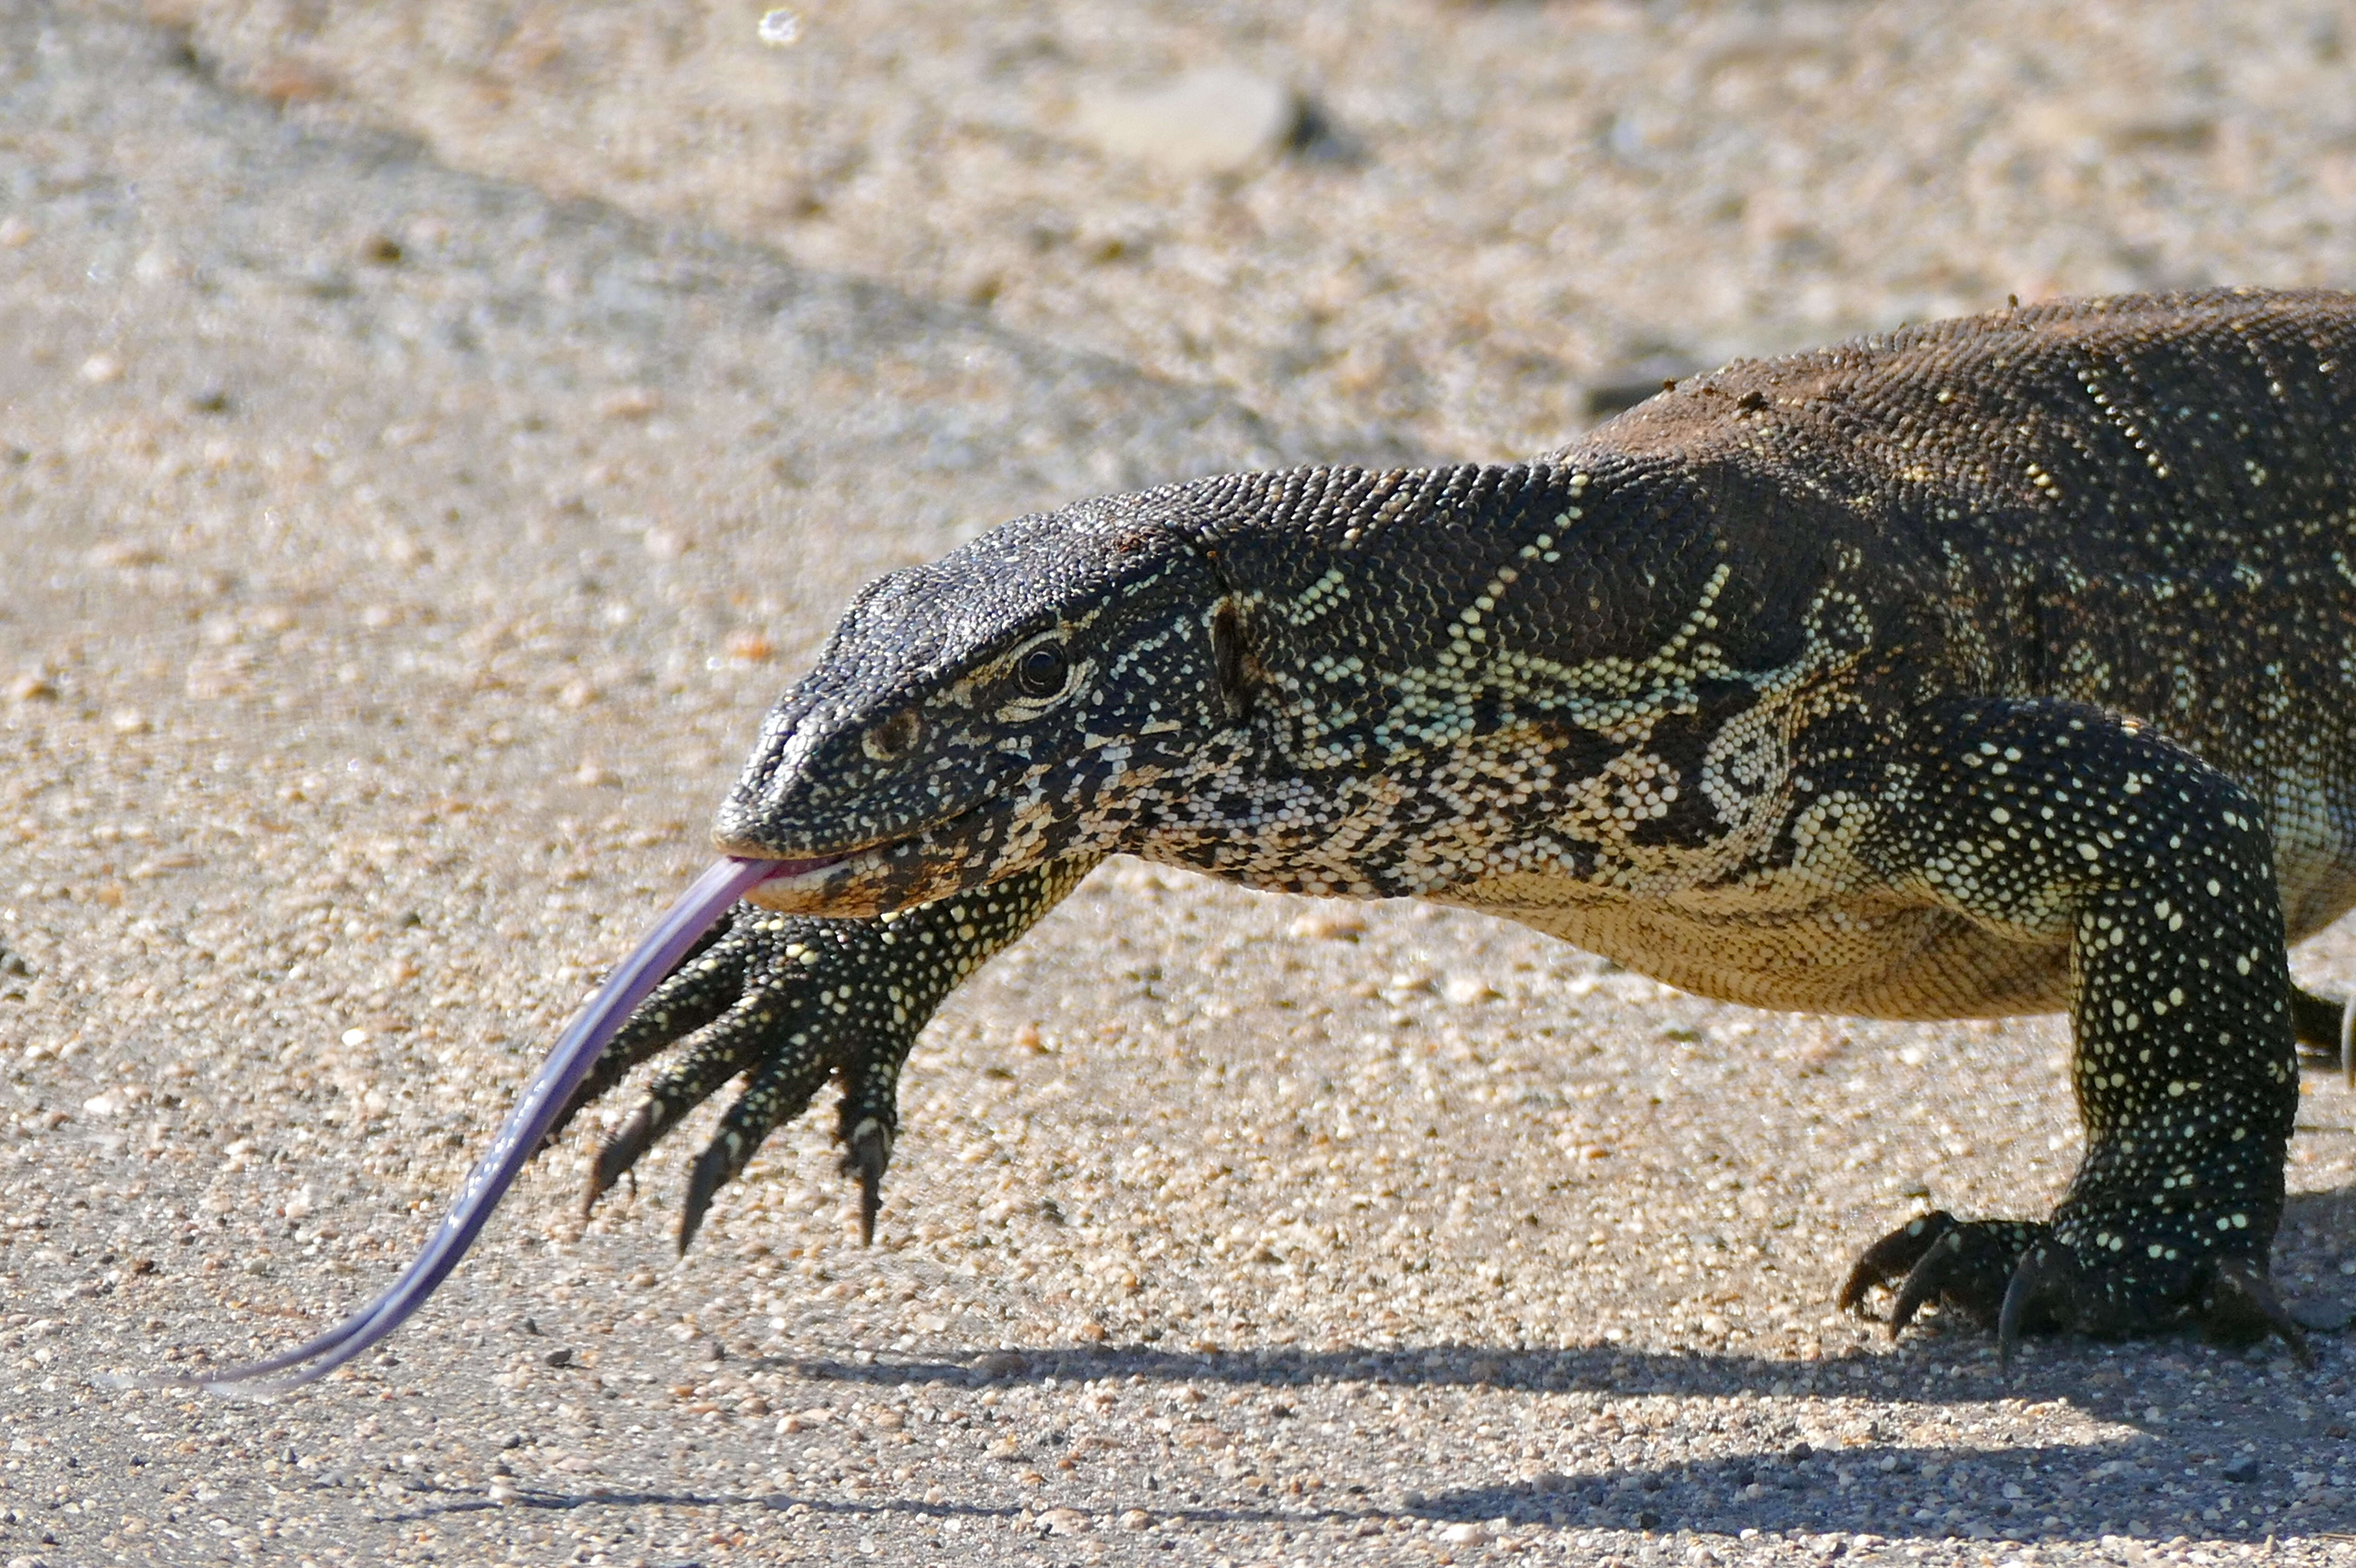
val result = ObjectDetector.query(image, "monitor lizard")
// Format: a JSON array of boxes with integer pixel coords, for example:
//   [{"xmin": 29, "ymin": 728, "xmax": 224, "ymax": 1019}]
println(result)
[{"xmin": 183, "ymin": 287, "xmax": 2356, "ymax": 1390}]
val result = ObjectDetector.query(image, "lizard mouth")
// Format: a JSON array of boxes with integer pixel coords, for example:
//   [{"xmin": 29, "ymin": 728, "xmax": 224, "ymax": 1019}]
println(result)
[
  {"xmin": 729, "ymin": 799, "xmax": 999, "ymax": 914},
  {"xmin": 745, "ymin": 850, "xmax": 856, "ymax": 884},
  {"xmin": 737, "ymin": 848, "xmax": 865, "ymax": 904}
]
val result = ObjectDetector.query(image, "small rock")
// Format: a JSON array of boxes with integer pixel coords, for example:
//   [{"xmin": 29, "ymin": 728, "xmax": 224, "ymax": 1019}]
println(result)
[
  {"xmin": 1037, "ymin": 1507, "xmax": 1091, "ymax": 1535},
  {"xmin": 1288, "ymin": 907, "xmax": 1366, "ymax": 941},
  {"xmin": 79, "ymin": 353, "xmax": 124, "ymax": 385},
  {"xmin": 971, "ymin": 1349, "xmax": 1028, "ymax": 1378},
  {"xmin": 1073, "ymin": 67, "xmax": 1301, "ymax": 177},
  {"xmin": 724, "ymin": 628, "xmax": 776, "ymax": 663},
  {"xmin": 1116, "ymin": 1509, "xmax": 1153, "ymax": 1530},
  {"xmin": 598, "ymin": 386, "xmax": 660, "ymax": 420},
  {"xmin": 1440, "ymin": 1523, "xmax": 1491, "ymax": 1546},
  {"xmin": 7, "ymin": 674, "xmax": 55, "ymax": 702},
  {"xmin": 542, "ymin": 1347, "xmax": 572, "ymax": 1369},
  {"xmin": 2221, "ymin": 1456, "xmax": 2261, "ymax": 1483},
  {"xmin": 1442, "ymin": 975, "xmax": 1499, "ymax": 1005}
]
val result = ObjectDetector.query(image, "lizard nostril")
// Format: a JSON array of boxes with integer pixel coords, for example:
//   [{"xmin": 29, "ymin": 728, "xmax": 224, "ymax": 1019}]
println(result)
[{"xmin": 864, "ymin": 707, "xmax": 924, "ymax": 762}]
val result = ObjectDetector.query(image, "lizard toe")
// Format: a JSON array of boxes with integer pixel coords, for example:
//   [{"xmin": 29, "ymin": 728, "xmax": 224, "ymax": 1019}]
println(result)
[
  {"xmin": 1996, "ymin": 1243, "xmax": 2081, "ymax": 1374},
  {"xmin": 842, "ymin": 1117, "xmax": 894, "ymax": 1248},
  {"xmin": 1846, "ymin": 1212, "xmax": 2046, "ymax": 1335},
  {"xmin": 677, "ymin": 1046, "xmax": 836, "ymax": 1253},
  {"xmin": 2198, "ymin": 1257, "xmax": 2312, "ymax": 1365},
  {"xmin": 1839, "ymin": 1209, "xmax": 1959, "ymax": 1317}
]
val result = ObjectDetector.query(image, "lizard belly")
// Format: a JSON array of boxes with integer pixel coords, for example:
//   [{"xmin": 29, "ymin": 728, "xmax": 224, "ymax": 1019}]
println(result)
[
  {"xmin": 2263, "ymin": 770, "xmax": 2356, "ymax": 944},
  {"xmin": 1446, "ymin": 871, "xmax": 2074, "ymax": 1020}
]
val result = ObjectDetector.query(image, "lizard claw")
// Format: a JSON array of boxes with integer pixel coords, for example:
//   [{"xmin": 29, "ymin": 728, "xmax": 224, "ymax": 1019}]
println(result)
[
  {"xmin": 2200, "ymin": 1257, "xmax": 2313, "ymax": 1365},
  {"xmin": 679, "ymin": 1134, "xmax": 734, "ymax": 1256},
  {"xmin": 1996, "ymin": 1243, "xmax": 2079, "ymax": 1375},
  {"xmin": 1891, "ymin": 1229, "xmax": 1970, "ymax": 1334},
  {"xmin": 843, "ymin": 1117, "xmax": 894, "ymax": 1247},
  {"xmin": 1839, "ymin": 1209, "xmax": 1959, "ymax": 1319},
  {"xmin": 587, "ymin": 1104, "xmax": 658, "ymax": 1216}
]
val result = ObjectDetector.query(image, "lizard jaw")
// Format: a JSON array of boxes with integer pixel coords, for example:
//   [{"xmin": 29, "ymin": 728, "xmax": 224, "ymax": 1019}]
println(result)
[
  {"xmin": 725, "ymin": 798, "xmax": 1009, "ymax": 915},
  {"xmin": 731, "ymin": 845, "xmax": 877, "ymax": 910}
]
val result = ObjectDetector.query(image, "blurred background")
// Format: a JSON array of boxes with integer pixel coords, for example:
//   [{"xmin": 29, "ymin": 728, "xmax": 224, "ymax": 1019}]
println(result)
[{"xmin": 134, "ymin": 0, "xmax": 2356, "ymax": 461}]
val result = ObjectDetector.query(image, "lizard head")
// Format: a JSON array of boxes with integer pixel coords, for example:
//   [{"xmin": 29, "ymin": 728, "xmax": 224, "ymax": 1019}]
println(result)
[{"xmin": 714, "ymin": 488, "xmax": 1255, "ymax": 916}]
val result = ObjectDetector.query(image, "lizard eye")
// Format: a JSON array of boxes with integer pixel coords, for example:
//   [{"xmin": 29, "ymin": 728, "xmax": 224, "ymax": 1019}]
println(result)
[{"xmin": 1014, "ymin": 642, "xmax": 1072, "ymax": 699}]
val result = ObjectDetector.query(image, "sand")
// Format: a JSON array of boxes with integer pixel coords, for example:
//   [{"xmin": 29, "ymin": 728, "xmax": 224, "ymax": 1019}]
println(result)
[{"xmin": 3, "ymin": 1, "xmax": 2355, "ymax": 1563}]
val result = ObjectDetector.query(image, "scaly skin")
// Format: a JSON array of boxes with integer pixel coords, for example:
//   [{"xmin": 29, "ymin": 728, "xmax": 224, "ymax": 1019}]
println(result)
[{"xmin": 579, "ymin": 289, "xmax": 2356, "ymax": 1362}]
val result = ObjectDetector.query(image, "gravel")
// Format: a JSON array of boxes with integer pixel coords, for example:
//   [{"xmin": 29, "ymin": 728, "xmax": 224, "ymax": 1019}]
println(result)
[{"xmin": 3, "ymin": 1, "xmax": 2356, "ymax": 1563}]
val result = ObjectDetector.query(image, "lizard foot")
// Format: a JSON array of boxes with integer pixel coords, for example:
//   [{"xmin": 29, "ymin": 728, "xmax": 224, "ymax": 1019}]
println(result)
[
  {"xmin": 563, "ymin": 907, "xmax": 903, "ymax": 1254},
  {"xmin": 1839, "ymin": 1210, "xmax": 2045, "ymax": 1333},
  {"xmin": 1842, "ymin": 1210, "xmax": 2310, "ymax": 1369},
  {"xmin": 540, "ymin": 859, "xmax": 1086, "ymax": 1254}
]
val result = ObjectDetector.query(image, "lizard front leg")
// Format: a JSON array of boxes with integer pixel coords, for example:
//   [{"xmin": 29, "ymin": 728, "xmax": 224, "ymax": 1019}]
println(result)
[
  {"xmin": 548, "ymin": 856, "xmax": 1097, "ymax": 1250},
  {"xmin": 1835, "ymin": 698, "xmax": 2306, "ymax": 1363}
]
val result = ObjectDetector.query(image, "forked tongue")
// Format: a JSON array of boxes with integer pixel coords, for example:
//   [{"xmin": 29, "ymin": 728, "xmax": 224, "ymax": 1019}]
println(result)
[{"xmin": 128, "ymin": 856, "xmax": 781, "ymax": 1397}]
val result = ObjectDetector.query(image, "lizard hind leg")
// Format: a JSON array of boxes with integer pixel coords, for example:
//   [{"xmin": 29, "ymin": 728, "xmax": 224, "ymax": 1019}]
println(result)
[{"xmin": 2284, "ymin": 980, "xmax": 2354, "ymax": 1078}]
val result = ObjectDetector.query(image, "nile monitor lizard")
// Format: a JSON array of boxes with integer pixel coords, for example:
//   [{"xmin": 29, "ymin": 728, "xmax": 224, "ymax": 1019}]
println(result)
[{"xmin": 190, "ymin": 288, "xmax": 2356, "ymax": 1390}]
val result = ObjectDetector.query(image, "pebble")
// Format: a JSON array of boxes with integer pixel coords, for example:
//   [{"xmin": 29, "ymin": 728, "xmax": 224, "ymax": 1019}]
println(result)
[{"xmin": 1073, "ymin": 67, "xmax": 1300, "ymax": 176}]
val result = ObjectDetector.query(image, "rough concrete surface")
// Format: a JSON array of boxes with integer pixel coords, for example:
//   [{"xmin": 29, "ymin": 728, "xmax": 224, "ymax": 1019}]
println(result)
[{"xmin": 3, "ymin": 2, "xmax": 2356, "ymax": 1565}]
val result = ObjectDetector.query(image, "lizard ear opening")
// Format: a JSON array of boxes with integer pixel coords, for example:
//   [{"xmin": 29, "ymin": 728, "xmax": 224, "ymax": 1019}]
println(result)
[{"xmin": 1211, "ymin": 599, "xmax": 1256, "ymax": 722}]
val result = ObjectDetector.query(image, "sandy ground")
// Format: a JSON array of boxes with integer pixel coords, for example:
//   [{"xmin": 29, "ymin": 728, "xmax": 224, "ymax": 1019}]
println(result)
[{"xmin": 4, "ymin": 2, "xmax": 2356, "ymax": 1565}]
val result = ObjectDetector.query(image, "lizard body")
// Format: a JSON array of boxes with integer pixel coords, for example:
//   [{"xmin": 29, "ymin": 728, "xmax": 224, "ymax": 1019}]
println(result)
[
  {"xmin": 571, "ymin": 288, "xmax": 2356, "ymax": 1357},
  {"xmin": 195, "ymin": 289, "xmax": 2356, "ymax": 1389}
]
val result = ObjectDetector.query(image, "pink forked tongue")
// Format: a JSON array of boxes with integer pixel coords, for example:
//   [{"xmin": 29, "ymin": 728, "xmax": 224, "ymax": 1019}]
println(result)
[{"xmin": 128, "ymin": 856, "xmax": 780, "ymax": 1397}]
